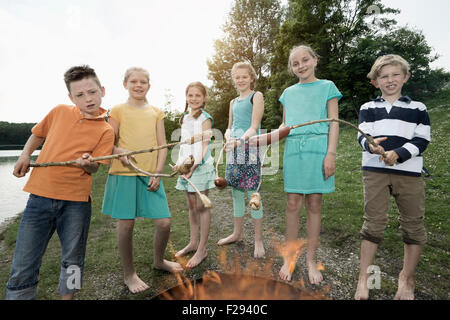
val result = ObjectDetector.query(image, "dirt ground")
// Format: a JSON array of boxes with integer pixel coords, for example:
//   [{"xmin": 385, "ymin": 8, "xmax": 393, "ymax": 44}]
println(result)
[
  {"xmin": 148, "ymin": 188, "xmax": 437, "ymax": 300},
  {"xmin": 0, "ymin": 187, "xmax": 438, "ymax": 300}
]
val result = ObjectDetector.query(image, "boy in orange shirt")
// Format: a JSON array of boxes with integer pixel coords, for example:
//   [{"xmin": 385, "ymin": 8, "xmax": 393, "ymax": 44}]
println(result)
[{"xmin": 6, "ymin": 65, "xmax": 114, "ymax": 300}]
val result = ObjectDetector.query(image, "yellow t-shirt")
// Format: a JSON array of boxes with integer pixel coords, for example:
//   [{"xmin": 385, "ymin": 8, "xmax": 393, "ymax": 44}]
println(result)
[{"xmin": 108, "ymin": 103, "xmax": 166, "ymax": 175}]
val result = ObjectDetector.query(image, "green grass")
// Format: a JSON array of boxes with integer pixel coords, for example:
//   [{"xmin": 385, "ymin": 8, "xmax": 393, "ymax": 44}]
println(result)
[{"xmin": 0, "ymin": 89, "xmax": 448, "ymax": 300}]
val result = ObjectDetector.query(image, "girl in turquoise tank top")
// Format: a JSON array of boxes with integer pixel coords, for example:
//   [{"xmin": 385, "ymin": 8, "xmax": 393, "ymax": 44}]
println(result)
[
  {"xmin": 278, "ymin": 45, "xmax": 342, "ymax": 285},
  {"xmin": 217, "ymin": 62, "xmax": 266, "ymax": 259}
]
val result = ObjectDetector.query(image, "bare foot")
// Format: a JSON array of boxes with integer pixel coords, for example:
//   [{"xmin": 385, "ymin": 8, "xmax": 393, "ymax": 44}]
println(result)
[
  {"xmin": 175, "ymin": 243, "xmax": 198, "ymax": 257},
  {"xmin": 308, "ymin": 262, "xmax": 323, "ymax": 285},
  {"xmin": 394, "ymin": 271, "xmax": 415, "ymax": 300},
  {"xmin": 354, "ymin": 275, "xmax": 369, "ymax": 300},
  {"xmin": 217, "ymin": 234, "xmax": 243, "ymax": 246},
  {"xmin": 186, "ymin": 250, "xmax": 207, "ymax": 269},
  {"xmin": 279, "ymin": 262, "xmax": 293, "ymax": 281},
  {"xmin": 254, "ymin": 240, "xmax": 265, "ymax": 258},
  {"xmin": 124, "ymin": 273, "xmax": 149, "ymax": 294},
  {"xmin": 154, "ymin": 259, "xmax": 184, "ymax": 273}
]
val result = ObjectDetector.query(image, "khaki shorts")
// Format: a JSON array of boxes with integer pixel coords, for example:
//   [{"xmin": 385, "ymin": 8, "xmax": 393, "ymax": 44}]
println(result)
[{"xmin": 360, "ymin": 170, "xmax": 426, "ymax": 245}]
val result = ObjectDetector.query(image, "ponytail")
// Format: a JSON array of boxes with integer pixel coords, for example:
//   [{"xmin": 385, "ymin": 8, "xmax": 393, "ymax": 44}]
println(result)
[{"xmin": 179, "ymin": 102, "xmax": 189, "ymax": 125}]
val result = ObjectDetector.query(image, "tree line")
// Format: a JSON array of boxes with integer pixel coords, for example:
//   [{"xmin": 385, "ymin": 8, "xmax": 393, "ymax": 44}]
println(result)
[
  {"xmin": 3, "ymin": 0, "xmax": 449, "ymax": 145},
  {"xmin": 205, "ymin": 0, "xmax": 450, "ymax": 132},
  {"xmin": 0, "ymin": 122, "xmax": 36, "ymax": 149}
]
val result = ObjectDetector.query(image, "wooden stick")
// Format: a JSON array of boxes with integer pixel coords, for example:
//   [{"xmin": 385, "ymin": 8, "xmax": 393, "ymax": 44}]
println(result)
[
  {"xmin": 256, "ymin": 145, "xmax": 271, "ymax": 193},
  {"xmin": 29, "ymin": 130, "xmax": 212, "ymax": 167},
  {"xmin": 215, "ymin": 143, "xmax": 226, "ymax": 178},
  {"xmin": 128, "ymin": 161, "xmax": 177, "ymax": 178},
  {"xmin": 290, "ymin": 118, "xmax": 377, "ymax": 147},
  {"xmin": 169, "ymin": 164, "xmax": 212, "ymax": 208}
]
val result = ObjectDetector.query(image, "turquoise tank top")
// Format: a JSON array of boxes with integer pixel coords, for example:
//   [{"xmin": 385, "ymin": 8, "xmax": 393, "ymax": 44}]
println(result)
[{"xmin": 231, "ymin": 92, "xmax": 260, "ymax": 139}]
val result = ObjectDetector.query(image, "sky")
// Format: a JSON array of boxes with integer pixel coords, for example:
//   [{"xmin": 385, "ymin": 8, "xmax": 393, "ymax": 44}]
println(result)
[{"xmin": 0, "ymin": 0, "xmax": 449, "ymax": 124}]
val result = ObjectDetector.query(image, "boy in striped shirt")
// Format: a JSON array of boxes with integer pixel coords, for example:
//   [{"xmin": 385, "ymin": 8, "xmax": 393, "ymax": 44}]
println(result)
[{"xmin": 354, "ymin": 54, "xmax": 430, "ymax": 300}]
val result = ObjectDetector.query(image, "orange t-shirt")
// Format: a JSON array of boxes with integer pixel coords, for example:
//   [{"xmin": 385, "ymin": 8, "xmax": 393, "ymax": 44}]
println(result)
[{"xmin": 23, "ymin": 104, "xmax": 115, "ymax": 202}]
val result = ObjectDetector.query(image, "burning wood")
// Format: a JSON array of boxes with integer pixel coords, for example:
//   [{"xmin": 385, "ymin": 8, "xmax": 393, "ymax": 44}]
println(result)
[{"xmin": 155, "ymin": 244, "xmax": 331, "ymax": 300}]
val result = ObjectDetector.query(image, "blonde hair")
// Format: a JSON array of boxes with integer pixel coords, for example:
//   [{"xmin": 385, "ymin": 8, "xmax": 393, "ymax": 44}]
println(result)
[
  {"xmin": 367, "ymin": 54, "xmax": 410, "ymax": 80},
  {"xmin": 123, "ymin": 67, "xmax": 150, "ymax": 103},
  {"xmin": 179, "ymin": 81, "xmax": 207, "ymax": 125},
  {"xmin": 123, "ymin": 67, "xmax": 150, "ymax": 83},
  {"xmin": 288, "ymin": 45, "xmax": 320, "ymax": 75},
  {"xmin": 231, "ymin": 62, "xmax": 257, "ymax": 90}
]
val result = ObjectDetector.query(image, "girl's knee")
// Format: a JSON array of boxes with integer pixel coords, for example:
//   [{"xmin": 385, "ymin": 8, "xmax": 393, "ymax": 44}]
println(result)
[
  {"xmin": 286, "ymin": 197, "xmax": 302, "ymax": 212},
  {"xmin": 155, "ymin": 218, "xmax": 171, "ymax": 231},
  {"xmin": 118, "ymin": 219, "xmax": 135, "ymax": 232},
  {"xmin": 305, "ymin": 195, "xmax": 322, "ymax": 214}
]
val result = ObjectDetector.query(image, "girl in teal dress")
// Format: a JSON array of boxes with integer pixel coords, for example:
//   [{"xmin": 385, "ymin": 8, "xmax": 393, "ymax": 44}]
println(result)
[
  {"xmin": 218, "ymin": 62, "xmax": 266, "ymax": 258},
  {"xmin": 278, "ymin": 45, "xmax": 342, "ymax": 284}
]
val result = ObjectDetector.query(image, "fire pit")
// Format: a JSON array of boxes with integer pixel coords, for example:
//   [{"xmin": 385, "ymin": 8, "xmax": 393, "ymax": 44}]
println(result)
[{"xmin": 153, "ymin": 271, "xmax": 329, "ymax": 300}]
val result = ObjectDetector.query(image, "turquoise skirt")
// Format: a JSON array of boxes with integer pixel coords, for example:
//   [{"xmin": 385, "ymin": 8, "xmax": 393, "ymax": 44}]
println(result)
[
  {"xmin": 283, "ymin": 134, "xmax": 334, "ymax": 194},
  {"xmin": 175, "ymin": 159, "xmax": 216, "ymax": 192},
  {"xmin": 102, "ymin": 175, "xmax": 171, "ymax": 219}
]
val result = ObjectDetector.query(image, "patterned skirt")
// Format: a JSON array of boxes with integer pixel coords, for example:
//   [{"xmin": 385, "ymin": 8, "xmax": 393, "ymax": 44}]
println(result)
[{"xmin": 225, "ymin": 142, "xmax": 261, "ymax": 191}]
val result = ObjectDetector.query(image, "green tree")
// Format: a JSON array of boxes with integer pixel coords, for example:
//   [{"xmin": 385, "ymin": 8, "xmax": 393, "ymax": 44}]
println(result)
[
  {"xmin": 0, "ymin": 122, "xmax": 36, "ymax": 149},
  {"xmin": 344, "ymin": 27, "xmax": 450, "ymax": 117},
  {"xmin": 266, "ymin": 0, "xmax": 399, "ymax": 125},
  {"xmin": 207, "ymin": 0, "xmax": 282, "ymax": 132}
]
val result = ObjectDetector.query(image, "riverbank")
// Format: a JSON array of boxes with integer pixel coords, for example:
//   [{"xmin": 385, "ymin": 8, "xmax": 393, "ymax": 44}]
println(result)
[
  {"xmin": 0, "ymin": 91, "xmax": 448, "ymax": 300},
  {"xmin": 0, "ymin": 153, "xmax": 39, "ymax": 225}
]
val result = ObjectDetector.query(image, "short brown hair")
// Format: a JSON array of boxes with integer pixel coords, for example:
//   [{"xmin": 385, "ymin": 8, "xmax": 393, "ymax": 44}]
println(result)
[
  {"xmin": 64, "ymin": 65, "xmax": 101, "ymax": 93},
  {"xmin": 367, "ymin": 54, "xmax": 410, "ymax": 80}
]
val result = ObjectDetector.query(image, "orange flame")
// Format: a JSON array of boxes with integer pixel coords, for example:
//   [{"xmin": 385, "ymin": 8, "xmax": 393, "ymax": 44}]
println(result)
[
  {"xmin": 317, "ymin": 261, "xmax": 325, "ymax": 271},
  {"xmin": 158, "ymin": 239, "xmax": 331, "ymax": 300}
]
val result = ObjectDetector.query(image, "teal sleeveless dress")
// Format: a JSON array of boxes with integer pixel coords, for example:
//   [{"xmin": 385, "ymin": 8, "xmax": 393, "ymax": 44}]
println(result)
[
  {"xmin": 279, "ymin": 80, "xmax": 342, "ymax": 194},
  {"xmin": 225, "ymin": 92, "xmax": 261, "ymax": 191}
]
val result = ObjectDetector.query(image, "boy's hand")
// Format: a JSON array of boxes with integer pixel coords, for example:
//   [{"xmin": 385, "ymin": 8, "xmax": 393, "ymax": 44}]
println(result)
[
  {"xmin": 369, "ymin": 137, "xmax": 387, "ymax": 155},
  {"xmin": 75, "ymin": 153, "xmax": 98, "ymax": 173},
  {"xmin": 323, "ymin": 152, "xmax": 336, "ymax": 180},
  {"xmin": 13, "ymin": 155, "xmax": 31, "ymax": 177},
  {"xmin": 382, "ymin": 150, "xmax": 399, "ymax": 166},
  {"xmin": 147, "ymin": 176, "xmax": 160, "ymax": 192}
]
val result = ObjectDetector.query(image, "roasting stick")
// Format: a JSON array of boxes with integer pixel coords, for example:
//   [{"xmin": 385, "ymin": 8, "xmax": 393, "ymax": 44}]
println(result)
[
  {"xmin": 248, "ymin": 145, "xmax": 271, "ymax": 210},
  {"xmin": 213, "ymin": 143, "xmax": 227, "ymax": 189},
  {"xmin": 169, "ymin": 164, "xmax": 213, "ymax": 209},
  {"xmin": 249, "ymin": 118, "xmax": 384, "ymax": 155},
  {"xmin": 29, "ymin": 130, "xmax": 213, "ymax": 167},
  {"xmin": 128, "ymin": 160, "xmax": 177, "ymax": 178}
]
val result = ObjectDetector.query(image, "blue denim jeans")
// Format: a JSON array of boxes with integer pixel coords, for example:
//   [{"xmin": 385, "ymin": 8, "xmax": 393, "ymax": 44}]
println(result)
[{"xmin": 5, "ymin": 194, "xmax": 91, "ymax": 300}]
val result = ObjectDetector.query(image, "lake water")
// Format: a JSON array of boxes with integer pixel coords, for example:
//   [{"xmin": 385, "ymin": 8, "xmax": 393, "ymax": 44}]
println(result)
[{"xmin": 0, "ymin": 150, "xmax": 40, "ymax": 225}]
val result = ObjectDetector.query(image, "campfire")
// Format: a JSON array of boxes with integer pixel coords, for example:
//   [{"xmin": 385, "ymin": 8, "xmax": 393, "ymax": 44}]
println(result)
[{"xmin": 154, "ymin": 240, "xmax": 331, "ymax": 300}]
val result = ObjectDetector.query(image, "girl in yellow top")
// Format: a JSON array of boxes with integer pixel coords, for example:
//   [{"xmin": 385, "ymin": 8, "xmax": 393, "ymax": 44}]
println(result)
[{"xmin": 102, "ymin": 67, "xmax": 183, "ymax": 294}]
